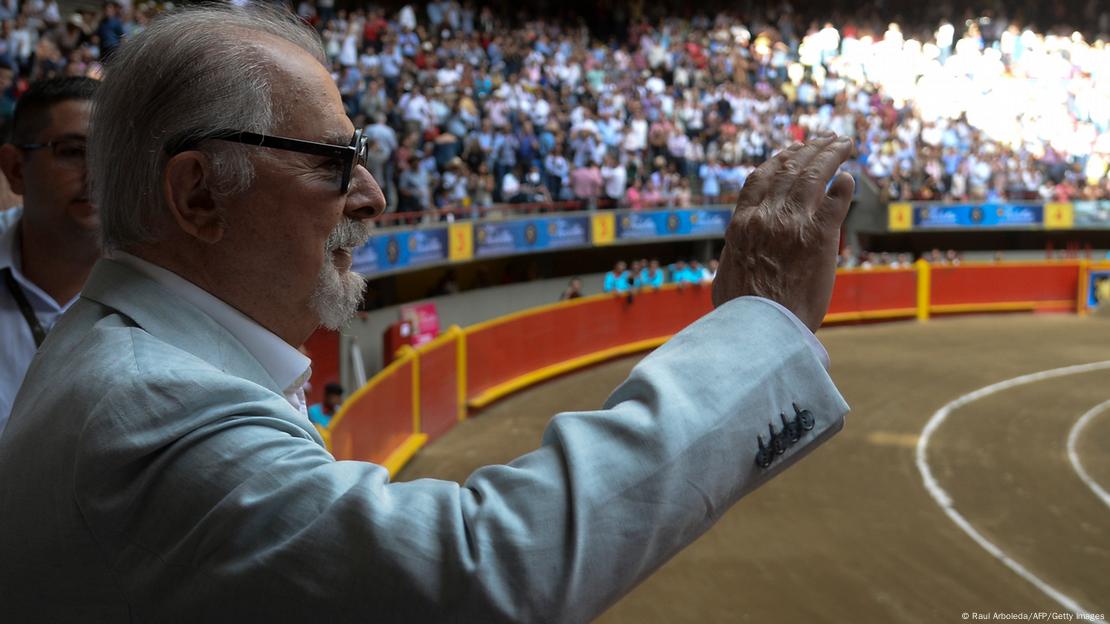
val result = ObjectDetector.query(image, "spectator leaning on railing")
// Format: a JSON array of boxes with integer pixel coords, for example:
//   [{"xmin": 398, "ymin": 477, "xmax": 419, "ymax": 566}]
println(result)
[
  {"xmin": 603, "ymin": 260, "xmax": 630, "ymax": 294},
  {"xmin": 641, "ymin": 259, "xmax": 665, "ymax": 290}
]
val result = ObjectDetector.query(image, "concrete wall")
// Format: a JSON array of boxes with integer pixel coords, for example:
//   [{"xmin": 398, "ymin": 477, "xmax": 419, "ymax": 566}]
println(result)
[{"xmin": 339, "ymin": 272, "xmax": 607, "ymax": 390}]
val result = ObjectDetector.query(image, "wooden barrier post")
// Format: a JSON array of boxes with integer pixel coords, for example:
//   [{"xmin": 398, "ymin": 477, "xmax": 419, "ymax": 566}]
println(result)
[
  {"xmin": 396, "ymin": 345, "xmax": 421, "ymax": 436},
  {"xmin": 454, "ymin": 326, "xmax": 468, "ymax": 422},
  {"xmin": 1077, "ymin": 260, "xmax": 1089, "ymax": 317},
  {"xmin": 915, "ymin": 259, "xmax": 931, "ymax": 322}
]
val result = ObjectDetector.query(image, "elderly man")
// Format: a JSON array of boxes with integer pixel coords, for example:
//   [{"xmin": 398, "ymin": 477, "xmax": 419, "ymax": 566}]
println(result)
[
  {"xmin": 0, "ymin": 76, "xmax": 98, "ymax": 431},
  {"xmin": 0, "ymin": 6, "xmax": 855, "ymax": 622}
]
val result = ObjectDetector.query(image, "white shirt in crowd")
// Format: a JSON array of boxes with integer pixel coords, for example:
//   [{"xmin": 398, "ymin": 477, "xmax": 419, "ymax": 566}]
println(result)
[
  {"xmin": 0, "ymin": 209, "xmax": 78, "ymax": 434},
  {"xmin": 600, "ymin": 164, "xmax": 627, "ymax": 199},
  {"xmin": 501, "ymin": 171, "xmax": 520, "ymax": 197}
]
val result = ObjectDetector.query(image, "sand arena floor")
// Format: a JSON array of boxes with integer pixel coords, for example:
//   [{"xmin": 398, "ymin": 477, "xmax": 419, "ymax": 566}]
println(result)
[{"xmin": 397, "ymin": 314, "xmax": 1110, "ymax": 623}]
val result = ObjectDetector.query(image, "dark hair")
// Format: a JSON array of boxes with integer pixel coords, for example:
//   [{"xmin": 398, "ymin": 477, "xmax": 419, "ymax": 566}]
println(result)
[
  {"xmin": 9, "ymin": 77, "xmax": 98, "ymax": 144},
  {"xmin": 324, "ymin": 383, "xmax": 344, "ymax": 396}
]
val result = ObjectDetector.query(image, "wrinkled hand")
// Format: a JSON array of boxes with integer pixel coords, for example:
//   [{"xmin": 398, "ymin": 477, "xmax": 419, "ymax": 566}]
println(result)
[{"xmin": 712, "ymin": 135, "xmax": 855, "ymax": 332}]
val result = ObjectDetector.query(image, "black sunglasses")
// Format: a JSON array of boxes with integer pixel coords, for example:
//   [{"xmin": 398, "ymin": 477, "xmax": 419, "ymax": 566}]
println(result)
[{"xmin": 170, "ymin": 129, "xmax": 369, "ymax": 194}]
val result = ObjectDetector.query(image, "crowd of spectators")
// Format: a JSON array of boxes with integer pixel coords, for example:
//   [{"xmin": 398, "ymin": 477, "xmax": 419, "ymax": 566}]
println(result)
[
  {"xmin": 0, "ymin": 0, "xmax": 1107, "ymax": 219},
  {"xmin": 601, "ymin": 257, "xmax": 718, "ymax": 294},
  {"xmin": 309, "ymin": 0, "xmax": 1110, "ymax": 216}
]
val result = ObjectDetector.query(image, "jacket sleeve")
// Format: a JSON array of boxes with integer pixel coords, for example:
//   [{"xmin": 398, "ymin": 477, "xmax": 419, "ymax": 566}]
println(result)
[{"xmin": 74, "ymin": 296, "xmax": 848, "ymax": 623}]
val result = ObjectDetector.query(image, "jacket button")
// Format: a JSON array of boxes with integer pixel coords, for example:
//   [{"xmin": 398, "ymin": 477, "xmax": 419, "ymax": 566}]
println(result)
[
  {"xmin": 770, "ymin": 423, "xmax": 787, "ymax": 455},
  {"xmin": 755, "ymin": 435, "xmax": 773, "ymax": 468},
  {"xmin": 794, "ymin": 403, "xmax": 815, "ymax": 431},
  {"xmin": 781, "ymin": 413, "xmax": 800, "ymax": 444}
]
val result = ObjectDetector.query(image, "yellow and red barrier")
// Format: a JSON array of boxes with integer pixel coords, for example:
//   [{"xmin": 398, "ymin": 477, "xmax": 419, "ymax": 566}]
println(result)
[
  {"xmin": 929, "ymin": 261, "xmax": 1079, "ymax": 314},
  {"xmin": 416, "ymin": 327, "xmax": 466, "ymax": 440},
  {"xmin": 327, "ymin": 261, "xmax": 1104, "ymax": 475},
  {"xmin": 327, "ymin": 347, "xmax": 424, "ymax": 475},
  {"xmin": 826, "ymin": 267, "xmax": 918, "ymax": 323},
  {"xmin": 464, "ymin": 287, "xmax": 712, "ymax": 407}
]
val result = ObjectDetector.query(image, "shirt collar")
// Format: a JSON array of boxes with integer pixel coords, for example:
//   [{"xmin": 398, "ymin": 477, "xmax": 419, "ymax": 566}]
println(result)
[
  {"xmin": 0, "ymin": 214, "xmax": 19, "ymax": 273},
  {"xmin": 0, "ymin": 212, "xmax": 73, "ymax": 312},
  {"xmin": 113, "ymin": 252, "xmax": 311, "ymax": 394}
]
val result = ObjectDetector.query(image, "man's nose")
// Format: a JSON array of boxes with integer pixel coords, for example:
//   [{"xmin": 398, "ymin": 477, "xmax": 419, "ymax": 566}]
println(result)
[{"xmin": 346, "ymin": 164, "xmax": 387, "ymax": 221}]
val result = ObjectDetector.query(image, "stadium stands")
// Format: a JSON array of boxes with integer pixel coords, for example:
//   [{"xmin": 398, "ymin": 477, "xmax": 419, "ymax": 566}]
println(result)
[{"xmin": 0, "ymin": 0, "xmax": 1106, "ymax": 217}]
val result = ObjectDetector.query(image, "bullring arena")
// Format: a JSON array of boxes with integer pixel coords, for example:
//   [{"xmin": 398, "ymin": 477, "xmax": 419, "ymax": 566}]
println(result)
[
  {"xmin": 328, "ymin": 262, "xmax": 1110, "ymax": 622},
  {"xmin": 1, "ymin": 0, "xmax": 1108, "ymax": 619}
]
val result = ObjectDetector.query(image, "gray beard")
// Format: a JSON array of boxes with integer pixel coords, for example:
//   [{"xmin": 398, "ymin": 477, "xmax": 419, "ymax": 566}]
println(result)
[{"xmin": 310, "ymin": 219, "xmax": 371, "ymax": 330}]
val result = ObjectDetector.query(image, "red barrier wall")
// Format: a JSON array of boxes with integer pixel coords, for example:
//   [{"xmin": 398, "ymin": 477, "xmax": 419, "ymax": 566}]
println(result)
[
  {"xmin": 464, "ymin": 285, "xmax": 714, "ymax": 401},
  {"xmin": 328, "ymin": 262, "xmax": 1089, "ymax": 475},
  {"xmin": 827, "ymin": 269, "xmax": 917, "ymax": 320},
  {"xmin": 302, "ymin": 328, "xmax": 340, "ymax": 407},
  {"xmin": 930, "ymin": 262, "xmax": 1078, "ymax": 311},
  {"xmin": 329, "ymin": 357, "xmax": 414, "ymax": 464},
  {"xmin": 418, "ymin": 334, "xmax": 461, "ymax": 441}
]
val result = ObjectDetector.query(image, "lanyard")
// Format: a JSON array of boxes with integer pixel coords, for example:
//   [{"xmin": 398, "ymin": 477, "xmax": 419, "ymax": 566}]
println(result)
[{"xmin": 2, "ymin": 267, "xmax": 47, "ymax": 348}]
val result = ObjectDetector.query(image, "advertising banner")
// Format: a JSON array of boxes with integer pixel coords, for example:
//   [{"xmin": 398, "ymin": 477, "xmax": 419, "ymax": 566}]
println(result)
[
  {"xmin": 448, "ymin": 223, "xmax": 473, "ymax": 261},
  {"xmin": 473, "ymin": 216, "xmax": 591, "ymax": 257},
  {"xmin": 1086, "ymin": 268, "xmax": 1110, "ymax": 312},
  {"xmin": 888, "ymin": 203, "xmax": 913, "ymax": 231},
  {"xmin": 1044, "ymin": 202, "xmax": 1074, "ymax": 229},
  {"xmin": 616, "ymin": 208, "xmax": 731, "ymax": 240},
  {"xmin": 592, "ymin": 213, "xmax": 616, "ymax": 245},
  {"xmin": 399, "ymin": 302, "xmax": 440, "ymax": 348},
  {"xmin": 912, "ymin": 204, "xmax": 1043, "ymax": 229},
  {"xmin": 1074, "ymin": 201, "xmax": 1110, "ymax": 229},
  {"xmin": 352, "ymin": 227, "xmax": 449, "ymax": 276}
]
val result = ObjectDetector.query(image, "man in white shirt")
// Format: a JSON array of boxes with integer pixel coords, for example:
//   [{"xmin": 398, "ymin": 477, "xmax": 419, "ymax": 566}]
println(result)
[
  {"xmin": 0, "ymin": 6, "xmax": 858, "ymax": 621},
  {"xmin": 399, "ymin": 85, "xmax": 430, "ymax": 132},
  {"xmin": 0, "ymin": 76, "xmax": 98, "ymax": 433},
  {"xmin": 600, "ymin": 154, "xmax": 627, "ymax": 201},
  {"xmin": 499, "ymin": 167, "xmax": 520, "ymax": 201}
]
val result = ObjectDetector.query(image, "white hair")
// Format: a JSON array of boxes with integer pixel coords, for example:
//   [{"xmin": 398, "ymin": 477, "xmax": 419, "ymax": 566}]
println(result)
[
  {"xmin": 311, "ymin": 219, "xmax": 373, "ymax": 329},
  {"xmin": 89, "ymin": 3, "xmax": 326, "ymax": 251}
]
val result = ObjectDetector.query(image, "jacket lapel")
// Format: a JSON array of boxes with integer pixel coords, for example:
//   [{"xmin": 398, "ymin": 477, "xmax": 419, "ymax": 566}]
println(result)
[{"xmin": 80, "ymin": 258, "xmax": 285, "ymax": 397}]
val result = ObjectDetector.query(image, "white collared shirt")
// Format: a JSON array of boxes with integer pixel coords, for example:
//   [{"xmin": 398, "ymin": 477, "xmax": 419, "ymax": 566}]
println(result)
[
  {"xmin": 0, "ymin": 210, "xmax": 80, "ymax": 434},
  {"xmin": 114, "ymin": 253, "xmax": 312, "ymax": 416}
]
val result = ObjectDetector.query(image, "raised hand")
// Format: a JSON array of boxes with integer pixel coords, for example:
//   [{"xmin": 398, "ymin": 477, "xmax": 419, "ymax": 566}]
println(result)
[{"xmin": 711, "ymin": 135, "xmax": 856, "ymax": 331}]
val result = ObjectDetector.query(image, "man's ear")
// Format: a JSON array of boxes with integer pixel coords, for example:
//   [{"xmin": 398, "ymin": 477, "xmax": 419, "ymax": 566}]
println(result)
[
  {"xmin": 0, "ymin": 144, "xmax": 27, "ymax": 196},
  {"xmin": 162, "ymin": 151, "xmax": 226, "ymax": 244}
]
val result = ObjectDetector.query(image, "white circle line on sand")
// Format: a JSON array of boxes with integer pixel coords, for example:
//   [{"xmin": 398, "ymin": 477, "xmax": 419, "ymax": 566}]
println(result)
[
  {"xmin": 915, "ymin": 360, "xmax": 1110, "ymax": 617},
  {"xmin": 1066, "ymin": 399, "xmax": 1110, "ymax": 511}
]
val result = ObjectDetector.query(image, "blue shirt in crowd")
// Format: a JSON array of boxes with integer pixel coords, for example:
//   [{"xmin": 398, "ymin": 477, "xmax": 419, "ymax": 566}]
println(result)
[
  {"xmin": 604, "ymin": 271, "xmax": 631, "ymax": 293},
  {"xmin": 640, "ymin": 268, "xmax": 664, "ymax": 289}
]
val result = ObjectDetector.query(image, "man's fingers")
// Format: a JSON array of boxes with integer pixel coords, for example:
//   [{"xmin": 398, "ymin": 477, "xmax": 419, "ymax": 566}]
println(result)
[
  {"xmin": 822, "ymin": 170, "xmax": 856, "ymax": 226},
  {"xmin": 735, "ymin": 142, "xmax": 802, "ymax": 209},
  {"xmin": 767, "ymin": 135, "xmax": 838, "ymax": 200},
  {"xmin": 788, "ymin": 138, "xmax": 855, "ymax": 208}
]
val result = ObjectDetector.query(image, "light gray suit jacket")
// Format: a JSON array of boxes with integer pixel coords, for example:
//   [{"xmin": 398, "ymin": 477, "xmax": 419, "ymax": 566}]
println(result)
[{"xmin": 0, "ymin": 258, "xmax": 848, "ymax": 622}]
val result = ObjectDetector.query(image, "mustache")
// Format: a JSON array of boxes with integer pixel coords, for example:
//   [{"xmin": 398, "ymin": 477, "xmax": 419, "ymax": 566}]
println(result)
[{"xmin": 326, "ymin": 219, "xmax": 372, "ymax": 252}]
